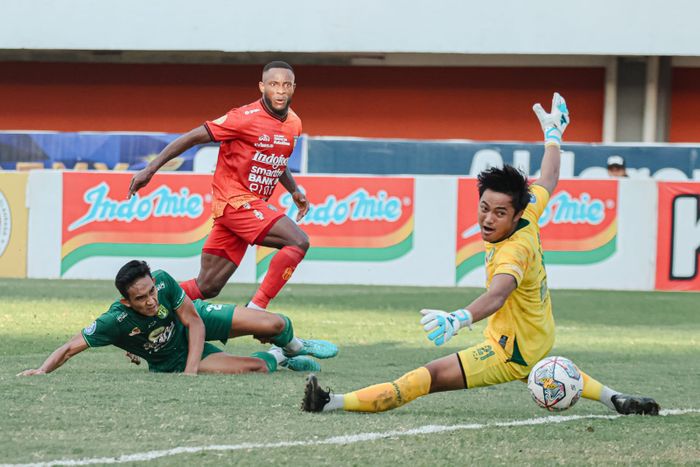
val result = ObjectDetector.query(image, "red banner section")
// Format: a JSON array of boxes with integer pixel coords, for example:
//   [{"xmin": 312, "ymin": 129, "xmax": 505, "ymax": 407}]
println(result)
[
  {"xmin": 456, "ymin": 179, "xmax": 619, "ymax": 282},
  {"xmin": 61, "ymin": 173, "xmax": 213, "ymax": 276},
  {"xmin": 655, "ymin": 182, "xmax": 700, "ymax": 291},
  {"xmin": 256, "ymin": 177, "xmax": 415, "ymax": 278}
]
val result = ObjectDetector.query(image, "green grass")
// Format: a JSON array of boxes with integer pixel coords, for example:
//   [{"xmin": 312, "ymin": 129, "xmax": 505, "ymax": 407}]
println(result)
[{"xmin": 1, "ymin": 279, "xmax": 698, "ymax": 465}]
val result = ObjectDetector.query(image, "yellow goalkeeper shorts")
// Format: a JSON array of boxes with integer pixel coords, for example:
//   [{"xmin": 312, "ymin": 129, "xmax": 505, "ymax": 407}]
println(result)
[{"xmin": 456, "ymin": 339, "xmax": 534, "ymax": 389}]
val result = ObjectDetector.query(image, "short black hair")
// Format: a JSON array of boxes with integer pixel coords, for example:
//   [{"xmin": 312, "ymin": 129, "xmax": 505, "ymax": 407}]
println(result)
[
  {"xmin": 477, "ymin": 164, "xmax": 531, "ymax": 213},
  {"xmin": 263, "ymin": 61, "xmax": 294, "ymax": 75},
  {"xmin": 115, "ymin": 260, "xmax": 152, "ymax": 299}
]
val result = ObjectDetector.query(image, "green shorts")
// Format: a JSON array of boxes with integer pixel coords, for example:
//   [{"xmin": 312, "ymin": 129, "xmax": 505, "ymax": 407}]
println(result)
[
  {"xmin": 149, "ymin": 342, "xmax": 223, "ymax": 373},
  {"xmin": 194, "ymin": 299, "xmax": 236, "ymax": 344}
]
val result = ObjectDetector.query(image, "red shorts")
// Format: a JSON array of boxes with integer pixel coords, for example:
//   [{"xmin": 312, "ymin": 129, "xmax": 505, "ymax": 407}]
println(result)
[{"xmin": 202, "ymin": 200, "xmax": 285, "ymax": 265}]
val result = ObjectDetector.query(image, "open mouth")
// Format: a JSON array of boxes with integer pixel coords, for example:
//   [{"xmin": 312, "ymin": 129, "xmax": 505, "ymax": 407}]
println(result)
[{"xmin": 482, "ymin": 226, "xmax": 495, "ymax": 236}]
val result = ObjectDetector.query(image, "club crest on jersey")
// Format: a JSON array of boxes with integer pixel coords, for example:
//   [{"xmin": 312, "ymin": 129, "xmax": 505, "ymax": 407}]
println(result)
[
  {"xmin": 84, "ymin": 321, "xmax": 97, "ymax": 336},
  {"xmin": 129, "ymin": 327, "xmax": 142, "ymax": 336},
  {"xmin": 157, "ymin": 305, "xmax": 169, "ymax": 319}
]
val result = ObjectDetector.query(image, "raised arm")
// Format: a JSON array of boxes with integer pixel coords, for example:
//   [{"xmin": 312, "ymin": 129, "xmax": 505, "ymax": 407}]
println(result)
[
  {"xmin": 279, "ymin": 167, "xmax": 309, "ymax": 221},
  {"xmin": 420, "ymin": 274, "xmax": 517, "ymax": 346},
  {"xmin": 128, "ymin": 125, "xmax": 212, "ymax": 199},
  {"xmin": 17, "ymin": 333, "xmax": 88, "ymax": 376},
  {"xmin": 174, "ymin": 296, "xmax": 205, "ymax": 375},
  {"xmin": 532, "ymin": 92, "xmax": 570, "ymax": 195}
]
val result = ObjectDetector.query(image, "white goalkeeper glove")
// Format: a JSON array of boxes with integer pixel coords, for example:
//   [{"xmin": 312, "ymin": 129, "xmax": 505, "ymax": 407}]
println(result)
[
  {"xmin": 533, "ymin": 92, "xmax": 570, "ymax": 147},
  {"xmin": 419, "ymin": 308, "xmax": 473, "ymax": 346}
]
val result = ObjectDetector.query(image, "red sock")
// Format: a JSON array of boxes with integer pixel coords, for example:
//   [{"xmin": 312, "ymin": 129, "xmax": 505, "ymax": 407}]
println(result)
[
  {"xmin": 179, "ymin": 279, "xmax": 204, "ymax": 300},
  {"xmin": 252, "ymin": 246, "xmax": 306, "ymax": 308}
]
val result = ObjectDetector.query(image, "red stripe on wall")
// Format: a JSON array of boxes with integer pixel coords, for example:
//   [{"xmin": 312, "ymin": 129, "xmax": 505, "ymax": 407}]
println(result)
[{"xmin": 0, "ymin": 62, "xmax": 604, "ymax": 141}]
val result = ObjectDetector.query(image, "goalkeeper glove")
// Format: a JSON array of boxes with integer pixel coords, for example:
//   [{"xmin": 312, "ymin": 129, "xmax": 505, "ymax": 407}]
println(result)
[
  {"xmin": 533, "ymin": 92, "xmax": 570, "ymax": 147},
  {"xmin": 419, "ymin": 308, "xmax": 473, "ymax": 346}
]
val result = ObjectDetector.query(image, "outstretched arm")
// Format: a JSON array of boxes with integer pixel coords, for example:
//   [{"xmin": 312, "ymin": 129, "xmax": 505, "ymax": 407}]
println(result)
[
  {"xmin": 279, "ymin": 167, "xmax": 309, "ymax": 221},
  {"xmin": 17, "ymin": 333, "xmax": 88, "ymax": 376},
  {"xmin": 128, "ymin": 125, "xmax": 212, "ymax": 199},
  {"xmin": 532, "ymin": 92, "xmax": 570, "ymax": 195},
  {"xmin": 174, "ymin": 296, "xmax": 205, "ymax": 375},
  {"xmin": 420, "ymin": 274, "xmax": 517, "ymax": 346}
]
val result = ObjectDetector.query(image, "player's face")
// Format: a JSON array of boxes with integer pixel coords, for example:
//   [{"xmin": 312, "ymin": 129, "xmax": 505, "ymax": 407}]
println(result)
[
  {"xmin": 607, "ymin": 166, "xmax": 627, "ymax": 178},
  {"xmin": 121, "ymin": 276, "xmax": 159, "ymax": 317},
  {"xmin": 259, "ymin": 68, "xmax": 296, "ymax": 115},
  {"xmin": 477, "ymin": 189, "xmax": 524, "ymax": 243}
]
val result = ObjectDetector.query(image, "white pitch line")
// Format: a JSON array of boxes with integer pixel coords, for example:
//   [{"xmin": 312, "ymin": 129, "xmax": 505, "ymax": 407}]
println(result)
[{"xmin": 3, "ymin": 409, "xmax": 698, "ymax": 467}]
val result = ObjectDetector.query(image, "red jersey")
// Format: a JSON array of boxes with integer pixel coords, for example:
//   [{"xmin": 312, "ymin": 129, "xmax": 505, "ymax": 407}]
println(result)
[{"xmin": 204, "ymin": 99, "xmax": 302, "ymax": 218}]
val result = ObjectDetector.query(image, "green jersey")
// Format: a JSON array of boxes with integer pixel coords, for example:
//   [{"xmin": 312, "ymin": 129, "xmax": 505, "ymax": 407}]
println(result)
[{"xmin": 81, "ymin": 270, "xmax": 191, "ymax": 373}]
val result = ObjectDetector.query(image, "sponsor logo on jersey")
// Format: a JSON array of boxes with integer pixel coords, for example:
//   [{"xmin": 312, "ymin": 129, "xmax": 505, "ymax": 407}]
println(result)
[
  {"xmin": 253, "ymin": 209, "xmax": 264, "ymax": 221},
  {"xmin": 84, "ymin": 321, "xmax": 97, "ymax": 336},
  {"xmin": 254, "ymin": 142, "xmax": 275, "ymax": 149},
  {"xmin": 251, "ymin": 151, "xmax": 288, "ymax": 169},
  {"xmin": 156, "ymin": 305, "xmax": 169, "ymax": 319},
  {"xmin": 259, "ymin": 134, "xmax": 271, "ymax": 142},
  {"xmin": 144, "ymin": 321, "xmax": 175, "ymax": 352},
  {"xmin": 117, "ymin": 312, "xmax": 128, "ymax": 322},
  {"xmin": 244, "ymin": 108, "xmax": 260, "ymax": 116},
  {"xmin": 485, "ymin": 249, "xmax": 495, "ymax": 263},
  {"xmin": 68, "ymin": 183, "xmax": 204, "ymax": 231},
  {"xmin": 274, "ymin": 134, "xmax": 290, "ymax": 146}
]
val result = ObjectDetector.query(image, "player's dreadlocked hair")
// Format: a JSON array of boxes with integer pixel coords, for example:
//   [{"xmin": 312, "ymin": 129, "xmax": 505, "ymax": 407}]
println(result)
[
  {"xmin": 115, "ymin": 260, "xmax": 152, "ymax": 299},
  {"xmin": 477, "ymin": 164, "xmax": 531, "ymax": 213},
  {"xmin": 263, "ymin": 60, "xmax": 294, "ymax": 75}
]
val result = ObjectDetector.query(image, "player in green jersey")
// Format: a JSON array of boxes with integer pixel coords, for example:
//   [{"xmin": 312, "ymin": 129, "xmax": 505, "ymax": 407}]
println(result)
[{"xmin": 18, "ymin": 260, "xmax": 337, "ymax": 376}]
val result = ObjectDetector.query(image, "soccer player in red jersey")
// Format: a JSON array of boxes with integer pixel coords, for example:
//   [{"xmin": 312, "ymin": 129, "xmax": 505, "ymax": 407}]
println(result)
[{"xmin": 128, "ymin": 61, "xmax": 311, "ymax": 315}]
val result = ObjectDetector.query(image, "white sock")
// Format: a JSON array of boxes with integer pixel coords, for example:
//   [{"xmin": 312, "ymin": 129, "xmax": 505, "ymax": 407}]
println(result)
[
  {"xmin": 600, "ymin": 386, "xmax": 621, "ymax": 411},
  {"xmin": 247, "ymin": 301, "xmax": 265, "ymax": 311},
  {"xmin": 267, "ymin": 346, "xmax": 287, "ymax": 365},
  {"xmin": 284, "ymin": 337, "xmax": 303, "ymax": 354},
  {"xmin": 323, "ymin": 394, "xmax": 345, "ymax": 412}
]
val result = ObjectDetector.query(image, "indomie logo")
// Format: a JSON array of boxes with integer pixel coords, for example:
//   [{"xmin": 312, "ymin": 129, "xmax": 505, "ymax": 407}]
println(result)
[
  {"xmin": 68, "ymin": 182, "xmax": 204, "ymax": 231},
  {"xmin": 279, "ymin": 188, "xmax": 403, "ymax": 226},
  {"xmin": 539, "ymin": 191, "xmax": 607, "ymax": 227},
  {"xmin": 252, "ymin": 151, "xmax": 288, "ymax": 169}
]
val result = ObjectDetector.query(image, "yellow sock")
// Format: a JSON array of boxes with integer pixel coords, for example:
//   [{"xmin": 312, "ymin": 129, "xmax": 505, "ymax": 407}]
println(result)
[
  {"xmin": 580, "ymin": 370, "xmax": 603, "ymax": 401},
  {"xmin": 343, "ymin": 367, "xmax": 432, "ymax": 413}
]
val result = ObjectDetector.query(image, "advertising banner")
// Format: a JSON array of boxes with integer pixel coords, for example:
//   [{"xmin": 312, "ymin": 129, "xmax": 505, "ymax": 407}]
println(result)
[
  {"xmin": 655, "ymin": 182, "xmax": 700, "ymax": 291},
  {"xmin": 456, "ymin": 179, "xmax": 619, "ymax": 283},
  {"xmin": 0, "ymin": 172, "xmax": 29, "ymax": 277},
  {"xmin": 61, "ymin": 173, "xmax": 213, "ymax": 276},
  {"xmin": 256, "ymin": 177, "xmax": 415, "ymax": 280}
]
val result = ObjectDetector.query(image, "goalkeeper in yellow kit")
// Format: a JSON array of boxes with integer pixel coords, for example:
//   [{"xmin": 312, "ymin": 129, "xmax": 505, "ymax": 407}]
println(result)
[{"xmin": 302, "ymin": 93, "xmax": 659, "ymax": 416}]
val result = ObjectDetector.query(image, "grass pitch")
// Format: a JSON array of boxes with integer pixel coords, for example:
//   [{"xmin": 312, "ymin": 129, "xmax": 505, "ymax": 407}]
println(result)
[{"xmin": 1, "ymin": 279, "xmax": 698, "ymax": 465}]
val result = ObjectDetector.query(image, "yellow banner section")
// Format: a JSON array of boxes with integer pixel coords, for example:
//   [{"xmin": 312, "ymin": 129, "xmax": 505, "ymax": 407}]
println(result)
[{"xmin": 0, "ymin": 172, "xmax": 29, "ymax": 277}]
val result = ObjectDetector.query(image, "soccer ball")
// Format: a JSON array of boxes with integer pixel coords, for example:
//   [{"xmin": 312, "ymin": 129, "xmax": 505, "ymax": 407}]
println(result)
[{"xmin": 527, "ymin": 356, "xmax": 583, "ymax": 411}]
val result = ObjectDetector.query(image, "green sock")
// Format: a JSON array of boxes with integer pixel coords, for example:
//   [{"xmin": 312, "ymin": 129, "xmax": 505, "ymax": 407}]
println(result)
[
  {"xmin": 251, "ymin": 351, "xmax": 278, "ymax": 372},
  {"xmin": 270, "ymin": 314, "xmax": 294, "ymax": 347}
]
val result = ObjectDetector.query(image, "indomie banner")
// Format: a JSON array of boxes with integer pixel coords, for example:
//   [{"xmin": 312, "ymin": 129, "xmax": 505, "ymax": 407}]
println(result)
[
  {"xmin": 655, "ymin": 182, "xmax": 700, "ymax": 291},
  {"xmin": 61, "ymin": 173, "xmax": 213, "ymax": 276},
  {"xmin": 256, "ymin": 176, "xmax": 414, "ymax": 279},
  {"xmin": 0, "ymin": 172, "xmax": 29, "ymax": 277},
  {"xmin": 456, "ymin": 179, "xmax": 619, "ymax": 283}
]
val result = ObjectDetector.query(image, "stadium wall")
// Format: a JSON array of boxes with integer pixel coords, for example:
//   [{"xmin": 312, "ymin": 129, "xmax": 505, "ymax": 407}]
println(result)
[
  {"xmin": 0, "ymin": 62, "xmax": 604, "ymax": 141},
  {"xmin": 21, "ymin": 171, "xmax": 700, "ymax": 291}
]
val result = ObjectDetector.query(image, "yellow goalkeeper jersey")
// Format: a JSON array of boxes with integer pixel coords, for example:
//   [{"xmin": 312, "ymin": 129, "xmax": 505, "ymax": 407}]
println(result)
[{"xmin": 483, "ymin": 183, "xmax": 554, "ymax": 367}]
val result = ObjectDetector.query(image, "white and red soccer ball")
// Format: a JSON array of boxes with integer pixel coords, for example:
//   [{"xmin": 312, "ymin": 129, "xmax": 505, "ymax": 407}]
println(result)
[{"xmin": 528, "ymin": 356, "xmax": 583, "ymax": 411}]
